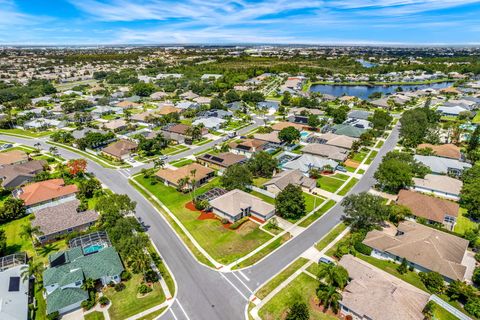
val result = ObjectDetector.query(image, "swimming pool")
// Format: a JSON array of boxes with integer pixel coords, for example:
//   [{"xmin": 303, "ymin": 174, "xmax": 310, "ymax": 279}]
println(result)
[
  {"xmin": 300, "ymin": 131, "xmax": 310, "ymax": 138},
  {"xmin": 83, "ymin": 244, "xmax": 104, "ymax": 254}
]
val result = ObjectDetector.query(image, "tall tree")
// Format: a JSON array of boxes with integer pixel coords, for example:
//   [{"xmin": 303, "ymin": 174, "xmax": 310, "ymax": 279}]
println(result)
[
  {"xmin": 279, "ymin": 126, "xmax": 301, "ymax": 144},
  {"xmin": 220, "ymin": 164, "xmax": 253, "ymax": 191},
  {"xmin": 316, "ymin": 284, "xmax": 342, "ymax": 313},
  {"xmin": 285, "ymin": 302, "xmax": 309, "ymax": 320},
  {"xmin": 247, "ymin": 151, "xmax": 278, "ymax": 178},
  {"xmin": 467, "ymin": 126, "xmax": 480, "ymax": 162},
  {"xmin": 317, "ymin": 264, "xmax": 349, "ymax": 289},
  {"xmin": 341, "ymin": 192, "xmax": 391, "ymax": 230},
  {"xmin": 275, "ymin": 184, "xmax": 306, "ymax": 220}
]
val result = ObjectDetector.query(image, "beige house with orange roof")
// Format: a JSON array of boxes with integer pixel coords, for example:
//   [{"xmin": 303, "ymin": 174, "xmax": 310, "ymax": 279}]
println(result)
[{"xmin": 15, "ymin": 178, "xmax": 79, "ymax": 212}]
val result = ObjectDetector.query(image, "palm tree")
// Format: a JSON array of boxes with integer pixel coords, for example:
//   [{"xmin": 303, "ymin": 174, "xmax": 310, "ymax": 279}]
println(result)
[
  {"xmin": 189, "ymin": 169, "xmax": 197, "ymax": 201},
  {"xmin": 317, "ymin": 264, "xmax": 349, "ymax": 290},
  {"xmin": 81, "ymin": 278, "xmax": 96, "ymax": 292},
  {"xmin": 49, "ymin": 146, "xmax": 58, "ymax": 156},
  {"xmin": 34, "ymin": 142, "xmax": 42, "ymax": 152},
  {"xmin": 153, "ymin": 158, "xmax": 165, "ymax": 169},
  {"xmin": 20, "ymin": 224, "xmax": 43, "ymax": 252},
  {"xmin": 20, "ymin": 259, "xmax": 44, "ymax": 282},
  {"xmin": 316, "ymin": 284, "xmax": 342, "ymax": 313},
  {"xmin": 177, "ymin": 176, "xmax": 190, "ymax": 193},
  {"xmin": 130, "ymin": 252, "xmax": 149, "ymax": 275}
]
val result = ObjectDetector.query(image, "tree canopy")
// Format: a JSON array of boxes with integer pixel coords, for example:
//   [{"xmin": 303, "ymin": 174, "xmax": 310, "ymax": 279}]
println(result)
[
  {"xmin": 278, "ymin": 126, "xmax": 301, "ymax": 144},
  {"xmin": 220, "ymin": 164, "xmax": 253, "ymax": 191},
  {"xmin": 341, "ymin": 192, "xmax": 391, "ymax": 230},
  {"xmin": 275, "ymin": 184, "xmax": 306, "ymax": 220}
]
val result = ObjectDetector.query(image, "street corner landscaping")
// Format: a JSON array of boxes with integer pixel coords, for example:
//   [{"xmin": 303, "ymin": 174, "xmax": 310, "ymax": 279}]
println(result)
[
  {"xmin": 133, "ymin": 174, "xmax": 274, "ymax": 265},
  {"xmin": 316, "ymin": 173, "xmax": 349, "ymax": 193}
]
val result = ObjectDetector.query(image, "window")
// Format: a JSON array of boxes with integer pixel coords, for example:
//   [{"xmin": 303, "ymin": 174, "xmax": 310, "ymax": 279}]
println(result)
[
  {"xmin": 67, "ymin": 228, "xmax": 73, "ymax": 232},
  {"xmin": 75, "ymin": 281, "xmax": 82, "ymax": 286}
]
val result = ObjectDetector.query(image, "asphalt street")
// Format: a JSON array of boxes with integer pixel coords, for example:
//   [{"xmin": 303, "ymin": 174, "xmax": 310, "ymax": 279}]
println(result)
[{"xmin": 0, "ymin": 122, "xmax": 399, "ymax": 320}]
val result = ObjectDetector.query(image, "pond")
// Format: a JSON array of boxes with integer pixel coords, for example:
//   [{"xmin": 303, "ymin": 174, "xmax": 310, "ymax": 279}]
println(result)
[
  {"xmin": 356, "ymin": 59, "xmax": 377, "ymax": 68},
  {"xmin": 310, "ymin": 81, "xmax": 453, "ymax": 100}
]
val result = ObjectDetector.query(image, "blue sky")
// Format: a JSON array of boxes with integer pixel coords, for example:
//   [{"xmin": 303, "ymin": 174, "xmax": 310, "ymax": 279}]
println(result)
[{"xmin": 1, "ymin": 0, "xmax": 480, "ymax": 45}]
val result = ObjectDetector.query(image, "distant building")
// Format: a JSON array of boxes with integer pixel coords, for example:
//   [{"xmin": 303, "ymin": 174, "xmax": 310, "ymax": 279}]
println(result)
[{"xmin": 101, "ymin": 139, "xmax": 138, "ymax": 161}]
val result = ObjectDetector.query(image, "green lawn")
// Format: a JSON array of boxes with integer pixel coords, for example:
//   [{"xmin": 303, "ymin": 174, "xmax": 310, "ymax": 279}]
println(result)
[
  {"xmin": 454, "ymin": 208, "xmax": 478, "ymax": 235},
  {"xmin": 375, "ymin": 140, "xmax": 385, "ymax": 148},
  {"xmin": 193, "ymin": 138, "xmax": 213, "ymax": 146},
  {"xmin": 250, "ymin": 190, "xmax": 275, "ymax": 205},
  {"xmin": 314, "ymin": 222, "xmax": 347, "ymax": 252},
  {"xmin": 337, "ymin": 178, "xmax": 359, "ymax": 196},
  {"xmin": 0, "ymin": 128, "xmax": 53, "ymax": 138},
  {"xmin": 0, "ymin": 216, "xmax": 34, "ymax": 256},
  {"xmin": 171, "ymin": 158, "xmax": 194, "ymax": 168},
  {"xmin": 137, "ymin": 307, "xmax": 168, "ymax": 320},
  {"xmin": 34, "ymin": 282, "xmax": 47, "ymax": 320},
  {"xmin": 256, "ymin": 258, "xmax": 309, "ymax": 299},
  {"xmin": 299, "ymin": 200, "xmax": 336, "ymax": 228},
  {"xmin": 317, "ymin": 174, "xmax": 347, "ymax": 193},
  {"xmin": 134, "ymin": 176, "xmax": 273, "ymax": 265},
  {"xmin": 357, "ymin": 169, "xmax": 365, "ymax": 174},
  {"xmin": 351, "ymin": 150, "xmax": 368, "ymax": 162},
  {"xmin": 252, "ymin": 177, "xmax": 270, "ymax": 187},
  {"xmin": 162, "ymin": 145, "xmax": 189, "ymax": 156},
  {"xmin": 365, "ymin": 150, "xmax": 378, "ymax": 165},
  {"xmin": 84, "ymin": 311, "xmax": 105, "ymax": 320},
  {"xmin": 356, "ymin": 254, "xmax": 428, "ymax": 291},
  {"xmin": 104, "ymin": 274, "xmax": 166, "ymax": 320},
  {"xmin": 258, "ymin": 273, "xmax": 337, "ymax": 320},
  {"xmin": 473, "ymin": 113, "xmax": 480, "ymax": 124},
  {"xmin": 432, "ymin": 302, "xmax": 458, "ymax": 320},
  {"xmin": 233, "ymin": 233, "xmax": 290, "ymax": 269}
]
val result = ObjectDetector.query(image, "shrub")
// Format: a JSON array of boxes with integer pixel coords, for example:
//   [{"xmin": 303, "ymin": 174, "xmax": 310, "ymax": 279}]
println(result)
[
  {"xmin": 221, "ymin": 218, "xmax": 229, "ymax": 225},
  {"xmin": 120, "ymin": 271, "xmax": 132, "ymax": 281},
  {"xmin": 108, "ymin": 281, "xmax": 115, "ymax": 287},
  {"xmin": 465, "ymin": 297, "xmax": 480, "ymax": 318},
  {"xmin": 397, "ymin": 258, "xmax": 408, "ymax": 274},
  {"xmin": 47, "ymin": 311, "xmax": 60, "ymax": 320},
  {"xmin": 99, "ymin": 296, "xmax": 109, "ymax": 306},
  {"xmin": 475, "ymin": 252, "xmax": 480, "ymax": 263},
  {"xmin": 472, "ymin": 267, "xmax": 480, "ymax": 286},
  {"xmin": 114, "ymin": 282, "xmax": 126, "ymax": 292},
  {"xmin": 144, "ymin": 268, "xmax": 159, "ymax": 283},
  {"xmin": 194, "ymin": 199, "xmax": 209, "ymax": 211},
  {"xmin": 419, "ymin": 271, "xmax": 445, "ymax": 294},
  {"xmin": 138, "ymin": 283, "xmax": 153, "ymax": 295},
  {"xmin": 353, "ymin": 242, "xmax": 372, "ymax": 255},
  {"xmin": 229, "ymin": 216, "xmax": 249, "ymax": 230}
]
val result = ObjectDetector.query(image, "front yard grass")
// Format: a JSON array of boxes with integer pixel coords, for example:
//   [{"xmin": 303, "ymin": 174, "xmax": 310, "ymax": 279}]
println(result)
[
  {"xmin": 365, "ymin": 150, "xmax": 378, "ymax": 165},
  {"xmin": 258, "ymin": 273, "xmax": 337, "ymax": 320},
  {"xmin": 104, "ymin": 274, "xmax": 166, "ymax": 320},
  {"xmin": 134, "ymin": 175, "xmax": 273, "ymax": 265},
  {"xmin": 351, "ymin": 150, "xmax": 368, "ymax": 162},
  {"xmin": 233, "ymin": 233, "xmax": 291, "ymax": 269},
  {"xmin": 314, "ymin": 222, "xmax": 347, "ymax": 252},
  {"xmin": 299, "ymin": 200, "xmax": 336, "ymax": 228},
  {"xmin": 137, "ymin": 307, "xmax": 168, "ymax": 320},
  {"xmin": 432, "ymin": 302, "xmax": 458, "ymax": 320},
  {"xmin": 375, "ymin": 140, "xmax": 384, "ymax": 148},
  {"xmin": 162, "ymin": 144, "xmax": 189, "ymax": 156},
  {"xmin": 84, "ymin": 311, "xmax": 105, "ymax": 320},
  {"xmin": 0, "ymin": 128, "xmax": 53, "ymax": 138},
  {"xmin": 171, "ymin": 158, "xmax": 194, "ymax": 168},
  {"xmin": 256, "ymin": 258, "xmax": 309, "ymax": 299},
  {"xmin": 337, "ymin": 178, "xmax": 359, "ymax": 196},
  {"xmin": 454, "ymin": 208, "xmax": 478, "ymax": 235},
  {"xmin": 316, "ymin": 174, "xmax": 347, "ymax": 193}
]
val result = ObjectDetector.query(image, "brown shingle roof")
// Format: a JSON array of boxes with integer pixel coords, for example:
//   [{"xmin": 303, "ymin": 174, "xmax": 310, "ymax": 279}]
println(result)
[
  {"xmin": 271, "ymin": 121, "xmax": 304, "ymax": 131},
  {"xmin": 18, "ymin": 179, "xmax": 78, "ymax": 206},
  {"xmin": 228, "ymin": 139, "xmax": 266, "ymax": 151},
  {"xmin": 339, "ymin": 254, "xmax": 430, "ymax": 320},
  {"xmin": 31, "ymin": 200, "xmax": 98, "ymax": 237},
  {"xmin": 0, "ymin": 150, "xmax": 29, "ymax": 166},
  {"xmin": 0, "ymin": 160, "xmax": 46, "ymax": 188},
  {"xmin": 102, "ymin": 139, "xmax": 137, "ymax": 158},
  {"xmin": 417, "ymin": 143, "xmax": 461, "ymax": 159},
  {"xmin": 302, "ymin": 143, "xmax": 349, "ymax": 161},
  {"xmin": 115, "ymin": 100, "xmax": 142, "ymax": 108},
  {"xmin": 197, "ymin": 152, "xmax": 246, "ymax": 168},
  {"xmin": 397, "ymin": 189, "xmax": 459, "ymax": 223},
  {"xmin": 264, "ymin": 169, "xmax": 316, "ymax": 191},
  {"xmin": 363, "ymin": 221, "xmax": 468, "ymax": 281},
  {"xmin": 155, "ymin": 163, "xmax": 214, "ymax": 186}
]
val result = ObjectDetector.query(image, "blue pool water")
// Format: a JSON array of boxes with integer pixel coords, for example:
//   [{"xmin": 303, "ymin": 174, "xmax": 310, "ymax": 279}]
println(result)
[
  {"xmin": 300, "ymin": 131, "xmax": 310, "ymax": 138},
  {"xmin": 83, "ymin": 244, "xmax": 103, "ymax": 254}
]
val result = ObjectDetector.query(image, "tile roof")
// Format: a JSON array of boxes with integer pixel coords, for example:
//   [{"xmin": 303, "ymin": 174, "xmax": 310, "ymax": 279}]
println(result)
[
  {"xmin": 0, "ymin": 150, "xmax": 29, "ymax": 166},
  {"xmin": 271, "ymin": 121, "xmax": 304, "ymax": 131},
  {"xmin": 253, "ymin": 132, "xmax": 281, "ymax": 144},
  {"xmin": 315, "ymin": 132, "xmax": 357, "ymax": 149},
  {"xmin": 209, "ymin": 189, "xmax": 275, "ymax": 217},
  {"xmin": 417, "ymin": 143, "xmax": 461, "ymax": 160},
  {"xmin": 264, "ymin": 169, "xmax": 316, "ymax": 191},
  {"xmin": 18, "ymin": 179, "xmax": 78, "ymax": 206},
  {"xmin": 397, "ymin": 189, "xmax": 459, "ymax": 223},
  {"xmin": 412, "ymin": 174, "xmax": 462, "ymax": 197},
  {"xmin": 302, "ymin": 143, "xmax": 349, "ymax": 161},
  {"xmin": 102, "ymin": 139, "xmax": 137, "ymax": 158},
  {"xmin": 31, "ymin": 200, "xmax": 99, "ymax": 237},
  {"xmin": 339, "ymin": 254, "xmax": 429, "ymax": 320},
  {"xmin": 155, "ymin": 163, "xmax": 214, "ymax": 186},
  {"xmin": 363, "ymin": 221, "xmax": 468, "ymax": 281}
]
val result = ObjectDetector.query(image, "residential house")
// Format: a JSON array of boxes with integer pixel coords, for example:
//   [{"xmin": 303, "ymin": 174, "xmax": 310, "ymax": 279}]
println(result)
[
  {"xmin": 263, "ymin": 169, "xmax": 316, "ymax": 194},
  {"xmin": 313, "ymin": 132, "xmax": 357, "ymax": 150},
  {"xmin": 271, "ymin": 121, "xmax": 304, "ymax": 132},
  {"xmin": 157, "ymin": 105, "xmax": 181, "ymax": 115},
  {"xmin": 338, "ymin": 254, "xmax": 430, "ymax": 320},
  {"xmin": 155, "ymin": 163, "xmax": 214, "ymax": 190},
  {"xmin": 302, "ymin": 143, "xmax": 349, "ymax": 162},
  {"xmin": 347, "ymin": 110, "xmax": 372, "ymax": 120},
  {"xmin": 32, "ymin": 200, "xmax": 99, "ymax": 244},
  {"xmin": 115, "ymin": 100, "xmax": 141, "ymax": 109},
  {"xmin": 192, "ymin": 117, "xmax": 226, "ymax": 130},
  {"xmin": 103, "ymin": 119, "xmax": 128, "ymax": 132},
  {"xmin": 253, "ymin": 132, "xmax": 283, "ymax": 147},
  {"xmin": 197, "ymin": 152, "xmax": 246, "ymax": 170},
  {"xmin": 161, "ymin": 123, "xmax": 208, "ymax": 144},
  {"xmin": 23, "ymin": 119, "xmax": 66, "ymax": 130},
  {"xmin": 179, "ymin": 91, "xmax": 199, "ymax": 100},
  {"xmin": 199, "ymin": 109, "xmax": 233, "ymax": 119},
  {"xmin": 257, "ymin": 101, "xmax": 280, "ymax": 113},
  {"xmin": 331, "ymin": 124, "xmax": 365, "ymax": 138},
  {"xmin": 15, "ymin": 178, "xmax": 79, "ymax": 213},
  {"xmin": 437, "ymin": 105, "xmax": 470, "ymax": 117},
  {"xmin": 71, "ymin": 128, "xmax": 106, "ymax": 140},
  {"xmin": 201, "ymin": 74, "xmax": 222, "ymax": 81},
  {"xmin": 43, "ymin": 244, "xmax": 123, "ymax": 315},
  {"xmin": 417, "ymin": 143, "xmax": 462, "ymax": 160},
  {"xmin": 150, "ymin": 91, "xmax": 169, "ymax": 100},
  {"xmin": 363, "ymin": 220, "xmax": 470, "ymax": 282},
  {"xmin": 176, "ymin": 101, "xmax": 200, "ymax": 110},
  {"xmin": 209, "ymin": 189, "xmax": 275, "ymax": 223},
  {"xmin": 226, "ymin": 101, "xmax": 243, "ymax": 111},
  {"xmin": 193, "ymin": 96, "xmax": 212, "ymax": 105},
  {"xmin": 101, "ymin": 139, "xmax": 138, "ymax": 161},
  {"xmin": 283, "ymin": 154, "xmax": 338, "ymax": 174},
  {"xmin": 0, "ymin": 160, "xmax": 46, "ymax": 189},
  {"xmin": 228, "ymin": 139, "xmax": 267, "ymax": 158},
  {"xmin": 412, "ymin": 174, "xmax": 462, "ymax": 201},
  {"xmin": 91, "ymin": 106, "xmax": 122, "ymax": 118},
  {"xmin": 414, "ymin": 155, "xmax": 471, "ymax": 176},
  {"xmin": 397, "ymin": 189, "xmax": 459, "ymax": 229},
  {"xmin": 0, "ymin": 150, "xmax": 29, "ymax": 167},
  {"xmin": 0, "ymin": 252, "xmax": 29, "ymax": 320}
]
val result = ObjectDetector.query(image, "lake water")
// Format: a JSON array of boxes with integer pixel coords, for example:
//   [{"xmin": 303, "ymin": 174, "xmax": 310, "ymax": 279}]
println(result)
[
  {"xmin": 356, "ymin": 59, "xmax": 377, "ymax": 68},
  {"xmin": 310, "ymin": 81, "xmax": 453, "ymax": 100}
]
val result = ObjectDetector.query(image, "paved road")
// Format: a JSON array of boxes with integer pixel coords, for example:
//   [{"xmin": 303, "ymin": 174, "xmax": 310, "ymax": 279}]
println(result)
[{"xmin": 0, "ymin": 123, "xmax": 399, "ymax": 320}]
